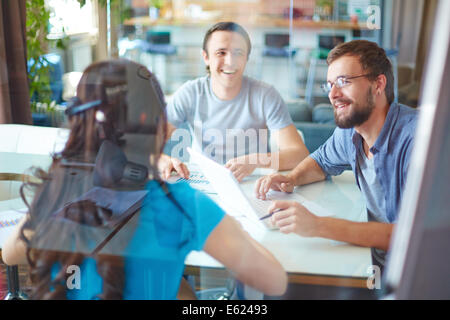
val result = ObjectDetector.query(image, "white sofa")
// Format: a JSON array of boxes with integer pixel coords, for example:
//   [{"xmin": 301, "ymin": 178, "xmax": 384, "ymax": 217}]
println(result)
[
  {"xmin": 0, "ymin": 124, "xmax": 69, "ymax": 204},
  {"xmin": 0, "ymin": 124, "xmax": 69, "ymax": 297},
  {"xmin": 0, "ymin": 124, "xmax": 69, "ymax": 247}
]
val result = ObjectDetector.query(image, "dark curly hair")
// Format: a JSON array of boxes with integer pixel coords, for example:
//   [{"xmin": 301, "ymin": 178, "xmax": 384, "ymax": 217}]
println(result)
[{"xmin": 18, "ymin": 59, "xmax": 166, "ymax": 299}]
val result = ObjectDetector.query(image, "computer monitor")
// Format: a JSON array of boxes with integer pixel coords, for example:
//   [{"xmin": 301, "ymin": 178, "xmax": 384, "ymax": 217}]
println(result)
[
  {"xmin": 264, "ymin": 33, "xmax": 290, "ymax": 48},
  {"xmin": 318, "ymin": 35, "xmax": 346, "ymax": 51},
  {"xmin": 146, "ymin": 31, "xmax": 171, "ymax": 44},
  {"xmin": 317, "ymin": 35, "xmax": 345, "ymax": 59},
  {"xmin": 384, "ymin": 0, "xmax": 450, "ymax": 299},
  {"xmin": 263, "ymin": 34, "xmax": 295, "ymax": 58}
]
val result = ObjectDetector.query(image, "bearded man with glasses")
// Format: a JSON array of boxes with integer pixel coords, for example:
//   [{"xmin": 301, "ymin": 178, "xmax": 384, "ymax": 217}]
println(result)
[{"xmin": 255, "ymin": 40, "xmax": 418, "ymax": 272}]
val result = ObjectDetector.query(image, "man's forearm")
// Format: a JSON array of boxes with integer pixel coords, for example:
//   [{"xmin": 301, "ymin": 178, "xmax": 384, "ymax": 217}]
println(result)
[
  {"xmin": 276, "ymin": 146, "xmax": 309, "ymax": 171},
  {"xmin": 287, "ymin": 156, "xmax": 326, "ymax": 186},
  {"xmin": 315, "ymin": 217, "xmax": 394, "ymax": 251},
  {"xmin": 251, "ymin": 147, "xmax": 308, "ymax": 171}
]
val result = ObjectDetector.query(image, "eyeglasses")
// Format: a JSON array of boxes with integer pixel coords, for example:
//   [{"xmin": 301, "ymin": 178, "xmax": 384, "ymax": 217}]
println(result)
[{"xmin": 321, "ymin": 74, "xmax": 372, "ymax": 94}]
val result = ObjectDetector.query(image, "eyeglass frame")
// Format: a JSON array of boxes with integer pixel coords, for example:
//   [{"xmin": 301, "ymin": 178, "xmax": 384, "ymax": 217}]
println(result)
[{"xmin": 321, "ymin": 73, "xmax": 375, "ymax": 94}]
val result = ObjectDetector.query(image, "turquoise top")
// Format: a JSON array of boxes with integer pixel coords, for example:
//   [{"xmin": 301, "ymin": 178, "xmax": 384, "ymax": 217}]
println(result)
[{"xmin": 51, "ymin": 181, "xmax": 225, "ymax": 300}]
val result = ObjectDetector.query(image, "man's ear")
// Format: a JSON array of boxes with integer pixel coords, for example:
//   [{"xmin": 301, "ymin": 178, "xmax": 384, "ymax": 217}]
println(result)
[
  {"xmin": 201, "ymin": 49, "xmax": 209, "ymax": 66},
  {"xmin": 375, "ymin": 74, "xmax": 387, "ymax": 95}
]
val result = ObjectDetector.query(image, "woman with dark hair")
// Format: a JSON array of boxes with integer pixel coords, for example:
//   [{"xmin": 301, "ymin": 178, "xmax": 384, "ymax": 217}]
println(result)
[{"xmin": 2, "ymin": 59, "xmax": 287, "ymax": 299}]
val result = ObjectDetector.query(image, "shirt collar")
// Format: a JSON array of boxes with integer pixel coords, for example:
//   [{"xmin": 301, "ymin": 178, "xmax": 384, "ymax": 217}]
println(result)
[
  {"xmin": 372, "ymin": 102, "xmax": 400, "ymax": 154},
  {"xmin": 351, "ymin": 102, "xmax": 400, "ymax": 154}
]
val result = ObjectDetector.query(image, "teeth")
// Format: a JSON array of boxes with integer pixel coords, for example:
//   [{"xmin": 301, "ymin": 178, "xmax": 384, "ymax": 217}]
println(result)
[{"xmin": 222, "ymin": 70, "xmax": 236, "ymax": 74}]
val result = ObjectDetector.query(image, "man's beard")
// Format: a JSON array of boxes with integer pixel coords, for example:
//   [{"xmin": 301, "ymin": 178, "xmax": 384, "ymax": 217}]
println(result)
[{"xmin": 334, "ymin": 88, "xmax": 375, "ymax": 129}]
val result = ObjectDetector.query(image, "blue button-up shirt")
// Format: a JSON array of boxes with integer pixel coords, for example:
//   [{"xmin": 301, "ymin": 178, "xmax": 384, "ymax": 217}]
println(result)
[{"xmin": 310, "ymin": 103, "xmax": 418, "ymax": 223}]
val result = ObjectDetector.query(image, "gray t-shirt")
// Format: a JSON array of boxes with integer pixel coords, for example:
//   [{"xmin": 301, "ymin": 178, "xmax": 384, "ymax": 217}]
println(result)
[
  {"xmin": 166, "ymin": 76, "xmax": 293, "ymax": 164},
  {"xmin": 356, "ymin": 141, "xmax": 388, "ymax": 266}
]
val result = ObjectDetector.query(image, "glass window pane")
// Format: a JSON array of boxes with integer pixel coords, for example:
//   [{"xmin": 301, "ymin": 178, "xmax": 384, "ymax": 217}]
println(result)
[{"xmin": 8, "ymin": 0, "xmax": 439, "ymax": 301}]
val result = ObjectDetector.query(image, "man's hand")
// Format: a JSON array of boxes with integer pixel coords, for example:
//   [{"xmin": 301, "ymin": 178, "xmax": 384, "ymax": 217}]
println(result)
[
  {"xmin": 255, "ymin": 174, "xmax": 295, "ymax": 200},
  {"xmin": 225, "ymin": 155, "xmax": 258, "ymax": 182},
  {"xmin": 158, "ymin": 154, "xmax": 190, "ymax": 180},
  {"xmin": 269, "ymin": 201, "xmax": 319, "ymax": 237}
]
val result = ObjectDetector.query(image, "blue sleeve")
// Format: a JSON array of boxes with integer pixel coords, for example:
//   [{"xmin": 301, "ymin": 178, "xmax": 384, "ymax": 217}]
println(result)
[
  {"xmin": 190, "ymin": 189, "xmax": 226, "ymax": 251},
  {"xmin": 400, "ymin": 116, "xmax": 418, "ymax": 187},
  {"xmin": 169, "ymin": 182, "xmax": 226, "ymax": 251},
  {"xmin": 310, "ymin": 128, "xmax": 352, "ymax": 177},
  {"xmin": 263, "ymin": 86, "xmax": 293, "ymax": 130},
  {"xmin": 127, "ymin": 181, "xmax": 225, "ymax": 259}
]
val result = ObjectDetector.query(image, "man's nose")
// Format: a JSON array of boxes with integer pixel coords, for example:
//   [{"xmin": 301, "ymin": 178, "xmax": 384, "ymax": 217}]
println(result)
[
  {"xmin": 329, "ymin": 84, "xmax": 342, "ymax": 102},
  {"xmin": 224, "ymin": 53, "xmax": 234, "ymax": 65}
]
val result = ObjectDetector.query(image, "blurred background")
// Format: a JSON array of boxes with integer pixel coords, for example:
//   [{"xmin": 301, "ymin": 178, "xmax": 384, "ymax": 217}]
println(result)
[{"xmin": 22, "ymin": 0, "xmax": 435, "ymax": 152}]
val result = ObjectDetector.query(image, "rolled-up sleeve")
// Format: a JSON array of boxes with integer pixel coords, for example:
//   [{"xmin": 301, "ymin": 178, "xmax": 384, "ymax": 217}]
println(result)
[{"xmin": 310, "ymin": 127, "xmax": 352, "ymax": 177}]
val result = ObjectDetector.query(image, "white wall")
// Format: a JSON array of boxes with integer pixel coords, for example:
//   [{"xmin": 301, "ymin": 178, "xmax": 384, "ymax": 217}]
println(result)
[{"xmin": 391, "ymin": 0, "xmax": 424, "ymax": 65}]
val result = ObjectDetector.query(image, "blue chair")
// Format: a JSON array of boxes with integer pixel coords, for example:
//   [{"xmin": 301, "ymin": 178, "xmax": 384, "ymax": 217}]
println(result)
[{"xmin": 286, "ymin": 100, "xmax": 336, "ymax": 153}]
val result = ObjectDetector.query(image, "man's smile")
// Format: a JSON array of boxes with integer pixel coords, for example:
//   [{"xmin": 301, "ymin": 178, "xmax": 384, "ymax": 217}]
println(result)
[
  {"xmin": 221, "ymin": 69, "xmax": 237, "ymax": 75},
  {"xmin": 333, "ymin": 99, "xmax": 352, "ymax": 112}
]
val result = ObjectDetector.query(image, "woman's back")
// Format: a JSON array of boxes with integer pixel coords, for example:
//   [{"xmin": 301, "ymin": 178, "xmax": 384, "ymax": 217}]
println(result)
[
  {"xmin": 60, "ymin": 181, "xmax": 225, "ymax": 300},
  {"xmin": 2, "ymin": 59, "xmax": 287, "ymax": 299}
]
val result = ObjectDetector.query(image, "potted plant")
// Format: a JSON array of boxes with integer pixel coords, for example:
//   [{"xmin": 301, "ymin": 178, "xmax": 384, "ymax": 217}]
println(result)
[
  {"xmin": 27, "ymin": 0, "xmax": 75, "ymax": 127},
  {"xmin": 315, "ymin": 0, "xmax": 334, "ymax": 20},
  {"xmin": 26, "ymin": 0, "xmax": 53, "ymax": 116},
  {"xmin": 148, "ymin": 0, "xmax": 164, "ymax": 19}
]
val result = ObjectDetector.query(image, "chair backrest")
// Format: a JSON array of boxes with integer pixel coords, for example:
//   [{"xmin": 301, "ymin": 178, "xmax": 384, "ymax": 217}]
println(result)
[
  {"xmin": 312, "ymin": 103, "xmax": 335, "ymax": 124},
  {"xmin": 285, "ymin": 99, "xmax": 312, "ymax": 122}
]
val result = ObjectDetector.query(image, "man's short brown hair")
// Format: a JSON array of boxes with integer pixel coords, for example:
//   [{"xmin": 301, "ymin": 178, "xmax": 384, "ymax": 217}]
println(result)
[
  {"xmin": 202, "ymin": 22, "xmax": 251, "ymax": 74},
  {"xmin": 203, "ymin": 21, "xmax": 251, "ymax": 57},
  {"xmin": 327, "ymin": 40, "xmax": 395, "ymax": 105}
]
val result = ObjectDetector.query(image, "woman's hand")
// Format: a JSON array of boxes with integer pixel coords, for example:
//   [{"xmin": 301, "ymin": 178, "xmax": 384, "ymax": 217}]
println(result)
[{"xmin": 157, "ymin": 154, "xmax": 190, "ymax": 180}]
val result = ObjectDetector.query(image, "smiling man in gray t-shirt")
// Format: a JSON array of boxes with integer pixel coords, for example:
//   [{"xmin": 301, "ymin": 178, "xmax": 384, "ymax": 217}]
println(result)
[
  {"xmin": 159, "ymin": 22, "xmax": 308, "ymax": 181},
  {"xmin": 167, "ymin": 75, "xmax": 294, "ymax": 164}
]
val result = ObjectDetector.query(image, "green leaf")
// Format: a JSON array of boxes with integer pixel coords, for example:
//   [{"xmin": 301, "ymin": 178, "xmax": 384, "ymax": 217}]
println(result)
[
  {"xmin": 26, "ymin": 0, "xmax": 53, "ymax": 110},
  {"xmin": 77, "ymin": 0, "xmax": 87, "ymax": 8}
]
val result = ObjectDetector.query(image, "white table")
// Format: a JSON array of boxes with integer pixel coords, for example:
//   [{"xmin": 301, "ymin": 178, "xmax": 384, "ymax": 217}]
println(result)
[
  {"xmin": 185, "ymin": 170, "xmax": 373, "ymax": 288},
  {"xmin": 0, "ymin": 152, "xmax": 52, "ymax": 246},
  {"xmin": 0, "ymin": 152, "xmax": 373, "ymax": 289},
  {"xmin": 0, "ymin": 151, "xmax": 52, "ymax": 300}
]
